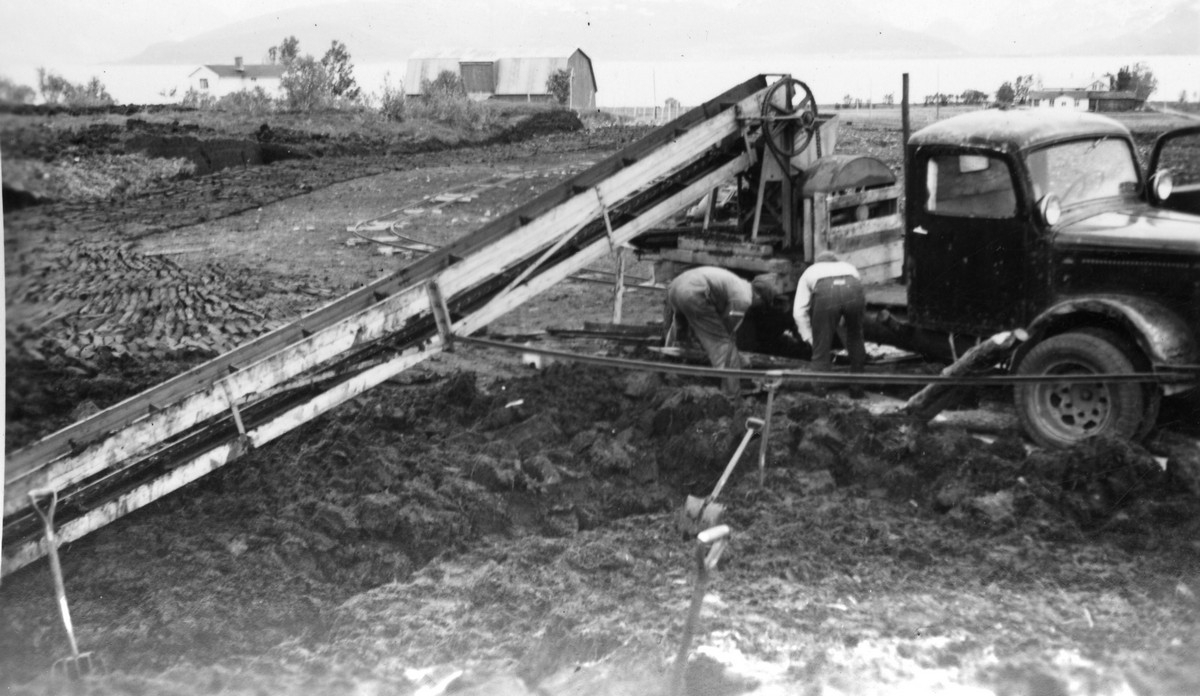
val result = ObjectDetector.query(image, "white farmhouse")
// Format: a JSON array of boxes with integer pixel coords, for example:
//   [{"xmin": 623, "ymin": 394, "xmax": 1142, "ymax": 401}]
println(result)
[
  {"xmin": 1028, "ymin": 89, "xmax": 1091, "ymax": 111},
  {"xmin": 188, "ymin": 57, "xmax": 285, "ymax": 99}
]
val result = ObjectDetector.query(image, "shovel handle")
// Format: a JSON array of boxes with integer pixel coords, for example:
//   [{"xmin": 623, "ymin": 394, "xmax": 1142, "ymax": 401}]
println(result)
[
  {"xmin": 29, "ymin": 489, "xmax": 81, "ymax": 659},
  {"xmin": 708, "ymin": 421, "xmax": 760, "ymax": 502}
]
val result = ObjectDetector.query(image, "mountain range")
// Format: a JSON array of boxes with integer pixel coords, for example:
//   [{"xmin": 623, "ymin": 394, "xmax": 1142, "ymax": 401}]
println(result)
[{"xmin": 125, "ymin": 0, "xmax": 1199, "ymax": 66}]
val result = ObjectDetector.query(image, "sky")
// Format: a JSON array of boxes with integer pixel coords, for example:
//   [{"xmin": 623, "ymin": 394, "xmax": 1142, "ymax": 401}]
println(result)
[
  {"xmin": 0, "ymin": 0, "xmax": 1192, "ymax": 68},
  {"xmin": 0, "ymin": 0, "xmax": 1195, "ymax": 106}
]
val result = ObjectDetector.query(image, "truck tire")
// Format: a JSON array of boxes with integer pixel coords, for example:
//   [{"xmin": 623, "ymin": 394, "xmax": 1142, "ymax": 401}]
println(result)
[
  {"xmin": 1072, "ymin": 326, "xmax": 1161, "ymax": 442},
  {"xmin": 1014, "ymin": 331, "xmax": 1145, "ymax": 448}
]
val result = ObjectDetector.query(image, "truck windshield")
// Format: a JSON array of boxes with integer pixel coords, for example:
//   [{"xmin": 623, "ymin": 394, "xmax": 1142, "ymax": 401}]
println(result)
[{"xmin": 1025, "ymin": 138, "xmax": 1140, "ymax": 207}]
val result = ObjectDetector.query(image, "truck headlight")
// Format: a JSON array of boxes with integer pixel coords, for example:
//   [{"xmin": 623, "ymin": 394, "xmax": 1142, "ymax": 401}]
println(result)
[
  {"xmin": 1038, "ymin": 194, "xmax": 1062, "ymax": 226},
  {"xmin": 1153, "ymin": 171, "xmax": 1174, "ymax": 201}
]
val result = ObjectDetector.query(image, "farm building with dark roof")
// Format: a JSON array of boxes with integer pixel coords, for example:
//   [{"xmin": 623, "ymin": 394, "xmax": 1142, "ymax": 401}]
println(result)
[{"xmin": 405, "ymin": 48, "xmax": 596, "ymax": 111}]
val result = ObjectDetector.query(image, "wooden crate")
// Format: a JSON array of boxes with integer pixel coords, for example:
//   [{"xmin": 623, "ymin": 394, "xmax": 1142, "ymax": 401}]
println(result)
[{"xmin": 806, "ymin": 184, "xmax": 904, "ymax": 285}]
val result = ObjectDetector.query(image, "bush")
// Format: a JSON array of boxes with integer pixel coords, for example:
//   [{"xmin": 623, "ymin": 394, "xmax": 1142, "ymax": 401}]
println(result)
[
  {"xmin": 546, "ymin": 69, "xmax": 571, "ymax": 106},
  {"xmin": 37, "ymin": 69, "xmax": 114, "ymax": 107},
  {"xmin": 377, "ymin": 74, "xmax": 407, "ymax": 122},
  {"xmin": 0, "ymin": 75, "xmax": 36, "ymax": 104},
  {"xmin": 181, "ymin": 87, "xmax": 217, "ymax": 109},
  {"xmin": 216, "ymin": 87, "xmax": 276, "ymax": 115},
  {"xmin": 407, "ymin": 96, "xmax": 499, "ymax": 132},
  {"xmin": 414, "ymin": 70, "xmax": 499, "ymax": 131},
  {"xmin": 281, "ymin": 55, "xmax": 333, "ymax": 111}
]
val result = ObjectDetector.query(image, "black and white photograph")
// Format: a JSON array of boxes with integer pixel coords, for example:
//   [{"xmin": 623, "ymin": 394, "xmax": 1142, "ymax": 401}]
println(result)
[{"xmin": 2, "ymin": 1, "xmax": 1198, "ymax": 693}]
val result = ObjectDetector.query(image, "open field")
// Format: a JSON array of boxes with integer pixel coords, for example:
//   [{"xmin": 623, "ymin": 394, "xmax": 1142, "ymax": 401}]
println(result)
[
  {"xmin": 3, "ymin": 96, "xmax": 1199, "ymax": 695},
  {"xmin": 832, "ymin": 104, "xmax": 1198, "ymax": 133}
]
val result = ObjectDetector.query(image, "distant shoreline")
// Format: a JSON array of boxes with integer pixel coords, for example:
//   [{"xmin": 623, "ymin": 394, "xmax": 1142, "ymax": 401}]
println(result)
[{"xmin": 3, "ymin": 53, "xmax": 1196, "ymax": 108}]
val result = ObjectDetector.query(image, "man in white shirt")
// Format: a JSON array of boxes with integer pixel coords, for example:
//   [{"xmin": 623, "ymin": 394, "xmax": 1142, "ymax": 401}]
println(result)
[{"xmin": 792, "ymin": 251, "xmax": 866, "ymax": 394}]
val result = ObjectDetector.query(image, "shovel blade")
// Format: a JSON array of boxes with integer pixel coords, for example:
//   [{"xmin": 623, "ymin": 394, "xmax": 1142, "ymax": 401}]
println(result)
[
  {"xmin": 52, "ymin": 652, "xmax": 99, "ymax": 680},
  {"xmin": 698, "ymin": 503, "xmax": 726, "ymax": 529},
  {"xmin": 676, "ymin": 496, "xmax": 725, "ymax": 535}
]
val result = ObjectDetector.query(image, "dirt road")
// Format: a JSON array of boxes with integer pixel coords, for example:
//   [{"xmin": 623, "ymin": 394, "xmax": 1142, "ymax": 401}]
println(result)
[{"xmin": 2, "ymin": 106, "xmax": 1198, "ymax": 695}]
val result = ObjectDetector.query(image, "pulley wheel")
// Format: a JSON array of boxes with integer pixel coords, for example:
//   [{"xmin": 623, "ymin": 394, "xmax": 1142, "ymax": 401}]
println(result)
[{"xmin": 761, "ymin": 77, "xmax": 818, "ymax": 159}]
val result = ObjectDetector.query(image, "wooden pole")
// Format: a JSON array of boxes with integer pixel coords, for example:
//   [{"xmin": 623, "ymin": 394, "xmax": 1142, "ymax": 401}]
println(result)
[
  {"xmin": 901, "ymin": 73, "xmax": 911, "ymax": 282},
  {"xmin": 612, "ymin": 247, "xmax": 626, "ymax": 324},
  {"xmin": 901, "ymin": 74, "xmax": 910, "ymax": 180},
  {"xmin": 903, "ymin": 329, "xmax": 1027, "ymax": 424}
]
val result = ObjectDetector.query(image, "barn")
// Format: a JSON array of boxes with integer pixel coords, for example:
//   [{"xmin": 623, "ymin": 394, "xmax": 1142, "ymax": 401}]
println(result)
[{"xmin": 405, "ymin": 48, "xmax": 597, "ymax": 111}]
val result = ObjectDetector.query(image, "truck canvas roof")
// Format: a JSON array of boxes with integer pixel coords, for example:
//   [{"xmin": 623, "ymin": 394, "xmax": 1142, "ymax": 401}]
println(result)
[{"xmin": 910, "ymin": 110, "xmax": 1131, "ymax": 153}]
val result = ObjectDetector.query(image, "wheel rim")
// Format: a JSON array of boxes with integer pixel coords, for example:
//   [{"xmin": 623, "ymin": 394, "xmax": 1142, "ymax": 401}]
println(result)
[
  {"xmin": 1030, "ymin": 364, "xmax": 1114, "ymax": 440},
  {"xmin": 762, "ymin": 78, "xmax": 818, "ymax": 159}
]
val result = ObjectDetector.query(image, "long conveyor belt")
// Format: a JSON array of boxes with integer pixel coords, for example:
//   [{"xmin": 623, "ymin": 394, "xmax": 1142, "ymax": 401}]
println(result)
[{"xmin": 2, "ymin": 75, "xmax": 778, "ymax": 576}]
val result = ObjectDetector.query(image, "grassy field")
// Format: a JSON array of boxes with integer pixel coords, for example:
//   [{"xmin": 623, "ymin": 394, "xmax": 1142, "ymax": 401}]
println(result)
[{"xmin": 827, "ymin": 104, "xmax": 1198, "ymax": 134}]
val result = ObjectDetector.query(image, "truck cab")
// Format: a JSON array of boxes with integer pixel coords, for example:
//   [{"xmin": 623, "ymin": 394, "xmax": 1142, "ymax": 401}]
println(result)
[{"xmin": 905, "ymin": 110, "xmax": 1200, "ymax": 447}]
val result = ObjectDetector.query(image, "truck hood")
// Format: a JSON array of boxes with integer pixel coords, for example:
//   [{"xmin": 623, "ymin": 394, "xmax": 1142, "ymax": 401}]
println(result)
[{"xmin": 1054, "ymin": 205, "xmax": 1200, "ymax": 254}]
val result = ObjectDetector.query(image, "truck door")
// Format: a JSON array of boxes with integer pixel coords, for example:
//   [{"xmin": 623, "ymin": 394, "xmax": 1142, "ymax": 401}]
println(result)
[
  {"xmin": 906, "ymin": 149, "xmax": 1028, "ymax": 334},
  {"xmin": 1148, "ymin": 125, "xmax": 1200, "ymax": 215}
]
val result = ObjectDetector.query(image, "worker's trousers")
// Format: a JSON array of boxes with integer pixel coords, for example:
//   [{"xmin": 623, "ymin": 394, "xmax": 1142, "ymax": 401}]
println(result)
[
  {"xmin": 809, "ymin": 275, "xmax": 866, "ymax": 373},
  {"xmin": 666, "ymin": 287, "xmax": 743, "ymax": 395}
]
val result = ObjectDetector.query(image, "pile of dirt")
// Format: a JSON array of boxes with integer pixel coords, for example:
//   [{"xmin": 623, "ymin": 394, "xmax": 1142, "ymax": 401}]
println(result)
[
  {"xmin": 2, "ymin": 361, "xmax": 1196, "ymax": 693},
  {"xmin": 488, "ymin": 109, "xmax": 583, "ymax": 144}
]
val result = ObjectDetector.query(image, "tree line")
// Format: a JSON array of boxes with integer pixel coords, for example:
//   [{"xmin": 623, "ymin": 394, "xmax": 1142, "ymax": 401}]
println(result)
[
  {"xmin": 828, "ymin": 62, "xmax": 1163, "ymax": 111},
  {"xmin": 0, "ymin": 36, "xmax": 576, "ymax": 119}
]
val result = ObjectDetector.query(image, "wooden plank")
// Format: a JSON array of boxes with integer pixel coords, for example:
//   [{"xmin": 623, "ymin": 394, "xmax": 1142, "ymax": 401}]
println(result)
[
  {"xmin": 827, "ymin": 215, "xmax": 904, "ymax": 251},
  {"xmin": 844, "ymin": 239, "xmax": 905, "ymax": 284},
  {"xmin": 457, "ymin": 157, "xmax": 753, "ymax": 335},
  {"xmin": 857, "ymin": 259, "xmax": 905, "ymax": 286},
  {"xmin": 679, "ymin": 237, "xmax": 775, "ymax": 255},
  {"xmin": 5, "ymin": 284, "xmax": 438, "ymax": 517},
  {"xmin": 825, "ymin": 184, "xmax": 903, "ymax": 208},
  {"xmin": 903, "ymin": 330, "xmax": 1027, "ymax": 423},
  {"xmin": 828, "ymin": 214, "xmax": 903, "ymax": 242},
  {"xmin": 802, "ymin": 197, "xmax": 813, "ymax": 262},
  {"xmin": 813, "ymin": 191, "xmax": 830, "ymax": 250},
  {"xmin": 2, "ymin": 340, "xmax": 445, "ymax": 577},
  {"xmin": 656, "ymin": 249, "xmax": 797, "ymax": 274},
  {"xmin": 433, "ymin": 98, "xmax": 764, "ymax": 302}
]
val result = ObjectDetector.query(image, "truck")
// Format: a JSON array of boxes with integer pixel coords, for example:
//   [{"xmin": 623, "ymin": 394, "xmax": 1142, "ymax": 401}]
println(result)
[{"xmin": 636, "ymin": 80, "xmax": 1200, "ymax": 449}]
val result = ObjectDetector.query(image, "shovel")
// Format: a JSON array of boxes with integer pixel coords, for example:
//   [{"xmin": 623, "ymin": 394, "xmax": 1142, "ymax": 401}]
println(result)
[
  {"xmin": 667, "ymin": 524, "xmax": 732, "ymax": 696},
  {"xmin": 678, "ymin": 418, "xmax": 763, "ymax": 535},
  {"xmin": 29, "ymin": 488, "xmax": 100, "ymax": 680}
]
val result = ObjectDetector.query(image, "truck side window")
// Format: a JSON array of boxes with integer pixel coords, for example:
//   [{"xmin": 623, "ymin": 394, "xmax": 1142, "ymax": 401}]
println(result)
[{"xmin": 925, "ymin": 154, "xmax": 1016, "ymax": 218}]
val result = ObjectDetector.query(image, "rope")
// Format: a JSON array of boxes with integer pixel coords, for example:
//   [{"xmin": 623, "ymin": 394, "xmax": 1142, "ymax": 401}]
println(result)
[{"xmin": 457, "ymin": 336, "xmax": 1196, "ymax": 388}]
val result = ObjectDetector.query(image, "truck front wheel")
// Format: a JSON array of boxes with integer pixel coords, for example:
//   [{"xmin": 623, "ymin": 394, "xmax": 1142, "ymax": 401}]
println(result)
[{"xmin": 1014, "ymin": 331, "xmax": 1144, "ymax": 448}]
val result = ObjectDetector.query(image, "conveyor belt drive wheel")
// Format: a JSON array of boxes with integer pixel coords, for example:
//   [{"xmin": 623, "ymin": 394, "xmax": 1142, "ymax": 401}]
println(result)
[{"xmin": 761, "ymin": 77, "xmax": 819, "ymax": 160}]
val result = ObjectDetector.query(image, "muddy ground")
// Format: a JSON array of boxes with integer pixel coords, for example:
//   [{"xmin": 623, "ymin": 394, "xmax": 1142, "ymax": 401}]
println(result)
[{"xmin": 2, "ymin": 104, "xmax": 1199, "ymax": 695}]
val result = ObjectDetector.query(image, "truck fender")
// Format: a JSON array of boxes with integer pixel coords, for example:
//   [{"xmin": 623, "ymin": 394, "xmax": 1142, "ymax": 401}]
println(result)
[{"xmin": 1022, "ymin": 295, "xmax": 1197, "ymax": 388}]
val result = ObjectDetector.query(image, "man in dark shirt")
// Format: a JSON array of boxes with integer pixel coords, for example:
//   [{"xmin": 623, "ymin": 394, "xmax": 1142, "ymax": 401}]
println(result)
[{"xmin": 666, "ymin": 266, "xmax": 776, "ymax": 395}]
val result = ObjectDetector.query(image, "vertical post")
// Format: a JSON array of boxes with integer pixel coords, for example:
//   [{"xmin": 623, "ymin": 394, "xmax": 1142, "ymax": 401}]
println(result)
[
  {"xmin": 901, "ymin": 73, "xmax": 911, "ymax": 282},
  {"xmin": 611, "ymin": 247, "xmax": 626, "ymax": 325},
  {"xmin": 802, "ymin": 197, "xmax": 814, "ymax": 263},
  {"xmin": 902, "ymin": 73, "xmax": 911, "ymax": 182}
]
